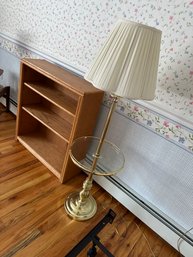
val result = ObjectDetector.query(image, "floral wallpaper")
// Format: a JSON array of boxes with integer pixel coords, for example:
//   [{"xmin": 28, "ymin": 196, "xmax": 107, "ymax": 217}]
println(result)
[
  {"xmin": 155, "ymin": 1, "xmax": 193, "ymax": 122},
  {"xmin": 0, "ymin": 0, "xmax": 193, "ymax": 151}
]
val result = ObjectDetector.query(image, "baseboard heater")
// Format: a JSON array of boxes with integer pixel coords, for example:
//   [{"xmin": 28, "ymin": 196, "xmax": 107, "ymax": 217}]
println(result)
[{"xmin": 9, "ymin": 98, "xmax": 17, "ymax": 107}]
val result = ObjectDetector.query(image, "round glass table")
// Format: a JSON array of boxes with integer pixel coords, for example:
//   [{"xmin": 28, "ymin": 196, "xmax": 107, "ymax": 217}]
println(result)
[
  {"xmin": 69, "ymin": 136, "xmax": 125, "ymax": 176},
  {"xmin": 64, "ymin": 136, "xmax": 125, "ymax": 220}
]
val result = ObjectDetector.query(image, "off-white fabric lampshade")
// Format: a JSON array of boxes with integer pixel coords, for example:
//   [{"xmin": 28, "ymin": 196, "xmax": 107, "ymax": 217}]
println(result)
[{"xmin": 84, "ymin": 20, "xmax": 162, "ymax": 100}]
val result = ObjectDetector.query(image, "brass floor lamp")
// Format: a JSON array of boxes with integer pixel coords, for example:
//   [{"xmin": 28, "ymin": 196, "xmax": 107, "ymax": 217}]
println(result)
[{"xmin": 65, "ymin": 20, "xmax": 162, "ymax": 220}]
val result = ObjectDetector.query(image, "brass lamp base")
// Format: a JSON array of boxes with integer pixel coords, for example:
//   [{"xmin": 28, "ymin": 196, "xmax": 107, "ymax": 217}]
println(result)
[{"xmin": 64, "ymin": 192, "xmax": 97, "ymax": 221}]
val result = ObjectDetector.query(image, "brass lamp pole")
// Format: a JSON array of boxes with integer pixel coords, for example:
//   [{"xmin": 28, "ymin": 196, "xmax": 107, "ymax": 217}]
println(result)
[{"xmin": 87, "ymin": 96, "xmax": 118, "ymax": 180}]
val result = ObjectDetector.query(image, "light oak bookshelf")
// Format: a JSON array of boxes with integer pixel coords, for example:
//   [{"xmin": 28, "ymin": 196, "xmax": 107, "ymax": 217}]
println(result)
[{"xmin": 16, "ymin": 58, "xmax": 104, "ymax": 183}]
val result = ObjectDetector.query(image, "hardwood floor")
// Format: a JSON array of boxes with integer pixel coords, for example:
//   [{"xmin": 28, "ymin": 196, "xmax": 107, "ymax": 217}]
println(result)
[{"xmin": 0, "ymin": 105, "xmax": 181, "ymax": 257}]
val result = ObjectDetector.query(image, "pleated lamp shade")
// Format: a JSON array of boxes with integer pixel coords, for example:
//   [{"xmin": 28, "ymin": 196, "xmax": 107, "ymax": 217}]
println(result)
[{"xmin": 84, "ymin": 20, "xmax": 162, "ymax": 100}]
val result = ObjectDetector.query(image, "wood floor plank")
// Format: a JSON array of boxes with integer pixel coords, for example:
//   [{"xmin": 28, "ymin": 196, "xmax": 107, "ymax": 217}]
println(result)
[{"xmin": 0, "ymin": 106, "xmax": 181, "ymax": 257}]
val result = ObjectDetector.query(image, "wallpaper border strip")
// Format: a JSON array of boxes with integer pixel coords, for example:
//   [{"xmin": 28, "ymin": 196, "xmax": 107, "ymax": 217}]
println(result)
[
  {"xmin": 104, "ymin": 93, "xmax": 193, "ymax": 154},
  {"xmin": 0, "ymin": 32, "xmax": 84, "ymax": 76},
  {"xmin": 1, "ymin": 34, "xmax": 193, "ymax": 154}
]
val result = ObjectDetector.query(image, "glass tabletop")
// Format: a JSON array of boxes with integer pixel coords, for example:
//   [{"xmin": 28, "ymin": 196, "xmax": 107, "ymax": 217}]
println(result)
[{"xmin": 69, "ymin": 136, "xmax": 125, "ymax": 176}]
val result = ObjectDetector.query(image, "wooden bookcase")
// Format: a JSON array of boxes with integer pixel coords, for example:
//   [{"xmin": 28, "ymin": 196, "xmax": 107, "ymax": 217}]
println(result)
[{"xmin": 16, "ymin": 59, "xmax": 104, "ymax": 183}]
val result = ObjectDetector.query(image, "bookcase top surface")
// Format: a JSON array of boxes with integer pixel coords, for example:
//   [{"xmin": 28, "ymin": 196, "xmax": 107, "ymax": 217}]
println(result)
[{"xmin": 21, "ymin": 58, "xmax": 103, "ymax": 95}]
